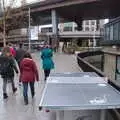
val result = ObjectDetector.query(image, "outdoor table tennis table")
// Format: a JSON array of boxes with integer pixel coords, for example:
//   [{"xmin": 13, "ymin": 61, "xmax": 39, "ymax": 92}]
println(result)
[
  {"xmin": 49, "ymin": 72, "xmax": 98, "ymax": 77},
  {"xmin": 39, "ymin": 72, "xmax": 120, "ymax": 120}
]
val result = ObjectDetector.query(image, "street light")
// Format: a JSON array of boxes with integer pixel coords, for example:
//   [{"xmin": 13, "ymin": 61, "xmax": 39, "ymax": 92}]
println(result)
[
  {"xmin": 28, "ymin": 7, "xmax": 31, "ymax": 52},
  {"xmin": 93, "ymin": 23, "xmax": 96, "ymax": 48}
]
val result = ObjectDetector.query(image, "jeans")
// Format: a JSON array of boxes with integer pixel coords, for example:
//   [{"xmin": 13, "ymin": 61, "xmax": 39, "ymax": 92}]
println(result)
[
  {"xmin": 3, "ymin": 77, "xmax": 15, "ymax": 94},
  {"xmin": 23, "ymin": 81, "xmax": 35, "ymax": 100},
  {"xmin": 44, "ymin": 69, "xmax": 50, "ymax": 81}
]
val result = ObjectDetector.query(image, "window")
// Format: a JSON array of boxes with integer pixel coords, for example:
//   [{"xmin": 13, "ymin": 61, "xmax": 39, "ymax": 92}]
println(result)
[
  {"xmin": 91, "ymin": 27, "xmax": 95, "ymax": 31},
  {"xmin": 91, "ymin": 21, "xmax": 95, "ymax": 25},
  {"xmin": 41, "ymin": 27, "xmax": 52, "ymax": 33},
  {"xmin": 85, "ymin": 21, "xmax": 89, "ymax": 25},
  {"xmin": 75, "ymin": 27, "xmax": 78, "ymax": 31},
  {"xmin": 119, "ymin": 22, "xmax": 120, "ymax": 40},
  {"xmin": 110, "ymin": 25, "xmax": 113, "ymax": 40},
  {"xmin": 105, "ymin": 27, "xmax": 110, "ymax": 41},
  {"xmin": 113, "ymin": 23, "xmax": 119, "ymax": 40},
  {"xmin": 63, "ymin": 27, "xmax": 72, "ymax": 31},
  {"xmin": 85, "ymin": 27, "xmax": 89, "ymax": 31}
]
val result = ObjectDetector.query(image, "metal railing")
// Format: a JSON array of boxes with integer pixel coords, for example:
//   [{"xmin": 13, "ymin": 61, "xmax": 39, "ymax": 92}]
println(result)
[{"xmin": 77, "ymin": 51, "xmax": 120, "ymax": 120}]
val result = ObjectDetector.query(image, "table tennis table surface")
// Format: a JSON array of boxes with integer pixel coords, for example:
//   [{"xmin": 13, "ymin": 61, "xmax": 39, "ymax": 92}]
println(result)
[{"xmin": 39, "ymin": 72, "xmax": 120, "ymax": 110}]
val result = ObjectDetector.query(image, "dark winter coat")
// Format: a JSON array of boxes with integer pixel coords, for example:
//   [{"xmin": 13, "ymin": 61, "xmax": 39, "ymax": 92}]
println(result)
[
  {"xmin": 15, "ymin": 48, "xmax": 26, "ymax": 66},
  {"xmin": 20, "ymin": 58, "xmax": 39, "ymax": 82},
  {"xmin": 0, "ymin": 56, "xmax": 18, "ymax": 78}
]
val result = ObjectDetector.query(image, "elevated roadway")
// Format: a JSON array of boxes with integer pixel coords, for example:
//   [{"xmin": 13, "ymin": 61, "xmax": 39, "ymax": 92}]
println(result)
[{"xmin": 1, "ymin": 0, "xmax": 120, "ymax": 31}]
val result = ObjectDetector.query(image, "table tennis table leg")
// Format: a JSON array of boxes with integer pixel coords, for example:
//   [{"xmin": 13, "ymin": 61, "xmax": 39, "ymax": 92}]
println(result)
[
  {"xmin": 100, "ymin": 109, "xmax": 106, "ymax": 120},
  {"xmin": 56, "ymin": 111, "xmax": 64, "ymax": 120}
]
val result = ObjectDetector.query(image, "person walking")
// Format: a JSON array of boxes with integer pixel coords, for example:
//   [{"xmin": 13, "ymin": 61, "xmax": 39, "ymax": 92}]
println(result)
[
  {"xmin": 15, "ymin": 43, "xmax": 26, "ymax": 86},
  {"xmin": 0, "ymin": 47, "xmax": 18, "ymax": 99},
  {"xmin": 19, "ymin": 52, "xmax": 39, "ymax": 105},
  {"xmin": 41, "ymin": 45, "xmax": 54, "ymax": 81},
  {"xmin": 15, "ymin": 43, "xmax": 25, "ymax": 68},
  {"xmin": 7, "ymin": 43, "xmax": 16, "ymax": 57}
]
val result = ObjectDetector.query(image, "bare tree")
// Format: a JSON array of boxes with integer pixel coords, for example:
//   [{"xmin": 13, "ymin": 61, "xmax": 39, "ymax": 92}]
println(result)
[
  {"xmin": 0, "ymin": 0, "xmax": 27, "ymax": 46},
  {"xmin": 0, "ymin": 0, "xmax": 17, "ymax": 46}
]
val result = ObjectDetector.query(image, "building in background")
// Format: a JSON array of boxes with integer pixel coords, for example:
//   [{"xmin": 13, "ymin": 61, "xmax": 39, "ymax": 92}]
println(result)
[
  {"xmin": 0, "ymin": 19, "xmax": 105, "ymax": 48},
  {"xmin": 100, "ymin": 17, "xmax": 120, "ymax": 84},
  {"xmin": 39, "ymin": 20, "xmax": 104, "ymax": 47}
]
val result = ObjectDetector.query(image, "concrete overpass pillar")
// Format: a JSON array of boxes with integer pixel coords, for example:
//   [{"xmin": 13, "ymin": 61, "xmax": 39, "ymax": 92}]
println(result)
[
  {"xmin": 51, "ymin": 9, "xmax": 59, "ymax": 52},
  {"xmin": 93, "ymin": 30, "xmax": 96, "ymax": 47},
  {"xmin": 52, "ymin": 9, "xmax": 58, "ymax": 34},
  {"xmin": 93, "ymin": 38, "xmax": 96, "ymax": 47}
]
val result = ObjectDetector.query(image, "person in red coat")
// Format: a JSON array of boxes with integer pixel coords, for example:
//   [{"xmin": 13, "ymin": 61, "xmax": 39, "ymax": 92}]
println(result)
[{"xmin": 20, "ymin": 52, "xmax": 39, "ymax": 105}]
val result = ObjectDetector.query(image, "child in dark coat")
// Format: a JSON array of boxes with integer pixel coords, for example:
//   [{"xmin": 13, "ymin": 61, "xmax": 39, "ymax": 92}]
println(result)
[{"xmin": 0, "ymin": 47, "xmax": 18, "ymax": 99}]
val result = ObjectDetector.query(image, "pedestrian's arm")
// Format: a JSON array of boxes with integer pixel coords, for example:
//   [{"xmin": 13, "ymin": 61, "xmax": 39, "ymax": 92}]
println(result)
[
  {"xmin": 19, "ymin": 61, "xmax": 23, "ymax": 82},
  {"xmin": 11, "ymin": 58, "xmax": 18, "ymax": 74},
  {"xmin": 33, "ymin": 61, "xmax": 39, "ymax": 81}
]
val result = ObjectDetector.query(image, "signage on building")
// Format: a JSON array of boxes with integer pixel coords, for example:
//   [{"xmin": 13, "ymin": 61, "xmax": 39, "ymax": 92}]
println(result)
[{"xmin": 30, "ymin": 26, "xmax": 38, "ymax": 40}]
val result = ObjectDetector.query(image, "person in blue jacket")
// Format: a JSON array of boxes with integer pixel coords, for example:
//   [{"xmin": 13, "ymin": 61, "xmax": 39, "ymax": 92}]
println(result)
[{"xmin": 41, "ymin": 45, "xmax": 54, "ymax": 81}]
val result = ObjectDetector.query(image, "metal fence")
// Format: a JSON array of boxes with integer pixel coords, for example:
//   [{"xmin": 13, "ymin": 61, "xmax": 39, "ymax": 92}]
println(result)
[{"xmin": 77, "ymin": 51, "xmax": 120, "ymax": 120}]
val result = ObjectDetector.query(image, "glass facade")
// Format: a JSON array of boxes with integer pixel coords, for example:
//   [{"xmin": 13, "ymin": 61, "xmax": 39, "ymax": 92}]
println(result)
[
  {"xmin": 104, "ymin": 19, "xmax": 120, "ymax": 41},
  {"xmin": 85, "ymin": 27, "xmax": 89, "ymax": 31},
  {"xmin": 113, "ymin": 23, "xmax": 119, "ymax": 40},
  {"xmin": 110, "ymin": 25, "xmax": 113, "ymax": 40}
]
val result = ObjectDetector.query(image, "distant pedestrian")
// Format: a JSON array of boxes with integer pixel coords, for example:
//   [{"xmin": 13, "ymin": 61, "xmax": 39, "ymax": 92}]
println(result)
[
  {"xmin": 0, "ymin": 47, "xmax": 18, "ymax": 99},
  {"xmin": 15, "ymin": 43, "xmax": 26, "ymax": 68},
  {"xmin": 7, "ymin": 43, "xmax": 16, "ymax": 57},
  {"xmin": 15, "ymin": 43, "xmax": 26, "ymax": 86},
  {"xmin": 41, "ymin": 45, "xmax": 54, "ymax": 81},
  {"xmin": 19, "ymin": 52, "xmax": 39, "ymax": 105}
]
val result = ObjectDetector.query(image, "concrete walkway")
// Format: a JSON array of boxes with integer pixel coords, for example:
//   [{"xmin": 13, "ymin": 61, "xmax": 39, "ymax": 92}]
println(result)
[{"xmin": 0, "ymin": 52, "xmax": 81, "ymax": 120}]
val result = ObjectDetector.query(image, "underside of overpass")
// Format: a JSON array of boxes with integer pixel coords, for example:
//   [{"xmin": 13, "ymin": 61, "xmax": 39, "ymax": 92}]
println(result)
[
  {"xmin": 29, "ymin": 0, "xmax": 120, "ymax": 25},
  {"xmin": 1, "ymin": 0, "xmax": 120, "ymax": 31}
]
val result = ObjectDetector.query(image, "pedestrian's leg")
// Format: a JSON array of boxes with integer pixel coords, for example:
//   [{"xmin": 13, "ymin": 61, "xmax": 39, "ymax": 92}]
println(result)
[
  {"xmin": 47, "ymin": 69, "xmax": 51, "ymax": 77},
  {"xmin": 44, "ymin": 69, "xmax": 51, "ymax": 81},
  {"xmin": 3, "ymin": 78, "xmax": 8, "ymax": 99},
  {"xmin": 44, "ymin": 70, "xmax": 47, "ymax": 81},
  {"xmin": 29, "ymin": 81, "xmax": 35, "ymax": 98},
  {"xmin": 10, "ymin": 77, "xmax": 17, "ymax": 93},
  {"xmin": 23, "ymin": 82, "xmax": 28, "ymax": 105}
]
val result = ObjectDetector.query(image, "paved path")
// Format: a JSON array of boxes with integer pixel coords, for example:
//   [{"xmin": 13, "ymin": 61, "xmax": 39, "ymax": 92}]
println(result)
[{"xmin": 0, "ymin": 52, "xmax": 81, "ymax": 120}]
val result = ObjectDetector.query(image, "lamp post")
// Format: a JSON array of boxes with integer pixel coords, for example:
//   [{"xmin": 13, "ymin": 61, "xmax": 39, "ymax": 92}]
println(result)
[
  {"xmin": 3, "ymin": 0, "xmax": 6, "ymax": 47},
  {"xmin": 28, "ymin": 7, "xmax": 31, "ymax": 52},
  {"xmin": 93, "ymin": 25, "xmax": 96, "ymax": 48}
]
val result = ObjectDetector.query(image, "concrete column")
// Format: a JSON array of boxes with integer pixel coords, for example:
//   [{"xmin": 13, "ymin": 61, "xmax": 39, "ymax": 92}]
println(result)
[
  {"xmin": 52, "ymin": 9, "xmax": 58, "ymax": 34},
  {"xmin": 93, "ymin": 37, "xmax": 96, "ymax": 47},
  {"xmin": 72, "ymin": 22, "xmax": 75, "ymax": 32},
  {"xmin": 51, "ymin": 9, "xmax": 59, "ymax": 52},
  {"xmin": 93, "ymin": 28, "xmax": 96, "ymax": 47}
]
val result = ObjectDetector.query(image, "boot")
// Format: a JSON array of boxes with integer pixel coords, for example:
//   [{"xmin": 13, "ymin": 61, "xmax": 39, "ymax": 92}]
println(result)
[
  {"xmin": 24, "ymin": 97, "xmax": 28, "ymax": 105},
  {"xmin": 31, "ymin": 92, "xmax": 35, "ymax": 98},
  {"xmin": 3, "ymin": 93, "xmax": 8, "ymax": 99},
  {"xmin": 13, "ymin": 88, "xmax": 17, "ymax": 93}
]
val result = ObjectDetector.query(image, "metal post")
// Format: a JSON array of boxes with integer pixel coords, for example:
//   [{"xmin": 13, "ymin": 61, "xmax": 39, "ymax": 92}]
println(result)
[
  {"xmin": 3, "ymin": 0, "xmax": 6, "ymax": 47},
  {"xmin": 56, "ymin": 111, "xmax": 64, "ymax": 120},
  {"xmin": 100, "ymin": 109, "xmax": 106, "ymax": 120},
  {"xmin": 51, "ymin": 10, "xmax": 59, "ymax": 51},
  {"xmin": 28, "ymin": 7, "xmax": 31, "ymax": 52},
  {"xmin": 93, "ymin": 22, "xmax": 96, "ymax": 48}
]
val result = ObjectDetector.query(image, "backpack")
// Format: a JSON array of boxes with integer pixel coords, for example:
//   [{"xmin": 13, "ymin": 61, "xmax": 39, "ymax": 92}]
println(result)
[{"xmin": 0, "ymin": 56, "xmax": 11, "ymax": 76}]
